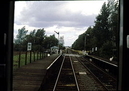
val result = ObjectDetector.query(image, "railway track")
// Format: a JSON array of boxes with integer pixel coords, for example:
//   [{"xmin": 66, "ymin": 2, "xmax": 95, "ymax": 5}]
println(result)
[
  {"xmin": 77, "ymin": 56, "xmax": 117, "ymax": 91},
  {"xmin": 40, "ymin": 49, "xmax": 117, "ymax": 91},
  {"xmin": 53, "ymin": 55, "xmax": 80, "ymax": 91}
]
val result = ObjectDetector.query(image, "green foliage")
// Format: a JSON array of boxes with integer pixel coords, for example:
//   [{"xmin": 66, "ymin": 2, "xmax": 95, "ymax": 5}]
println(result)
[
  {"xmin": 14, "ymin": 28, "xmax": 58, "ymax": 51},
  {"xmin": 72, "ymin": 0, "xmax": 119, "ymax": 59},
  {"xmin": 43, "ymin": 34, "xmax": 58, "ymax": 49},
  {"xmin": 72, "ymin": 34, "xmax": 85, "ymax": 50},
  {"xmin": 99, "ymin": 41, "xmax": 114, "ymax": 58},
  {"xmin": 15, "ymin": 26, "xmax": 28, "ymax": 44},
  {"xmin": 93, "ymin": 2, "xmax": 111, "ymax": 48},
  {"xmin": 35, "ymin": 28, "xmax": 45, "ymax": 45}
]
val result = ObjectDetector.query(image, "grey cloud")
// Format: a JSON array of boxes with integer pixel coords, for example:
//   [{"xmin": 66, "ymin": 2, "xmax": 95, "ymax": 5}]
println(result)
[{"xmin": 15, "ymin": 1, "xmax": 96, "ymax": 28}]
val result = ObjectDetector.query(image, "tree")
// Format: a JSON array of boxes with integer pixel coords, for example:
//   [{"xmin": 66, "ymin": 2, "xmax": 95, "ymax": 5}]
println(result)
[
  {"xmin": 14, "ymin": 27, "xmax": 59, "ymax": 51},
  {"xmin": 107, "ymin": 0, "xmax": 119, "ymax": 58},
  {"xmin": 23, "ymin": 30, "xmax": 36, "ymax": 43},
  {"xmin": 72, "ymin": 33, "xmax": 85, "ymax": 50},
  {"xmin": 72, "ymin": 0, "xmax": 119, "ymax": 59},
  {"xmin": 99, "ymin": 41, "xmax": 114, "ymax": 58},
  {"xmin": 22, "ymin": 29, "xmax": 36, "ymax": 51},
  {"xmin": 35, "ymin": 28, "xmax": 45, "ymax": 45},
  {"xmin": 15, "ymin": 26, "xmax": 28, "ymax": 44},
  {"xmin": 14, "ymin": 26, "xmax": 28, "ymax": 51},
  {"xmin": 43, "ymin": 34, "xmax": 58, "ymax": 49},
  {"xmin": 93, "ymin": 2, "xmax": 111, "ymax": 48},
  {"xmin": 72, "ymin": 26, "xmax": 95, "ymax": 51}
]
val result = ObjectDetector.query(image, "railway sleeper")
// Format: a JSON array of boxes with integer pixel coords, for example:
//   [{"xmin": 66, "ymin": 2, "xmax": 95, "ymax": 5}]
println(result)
[{"xmin": 55, "ymin": 85, "xmax": 77, "ymax": 91}]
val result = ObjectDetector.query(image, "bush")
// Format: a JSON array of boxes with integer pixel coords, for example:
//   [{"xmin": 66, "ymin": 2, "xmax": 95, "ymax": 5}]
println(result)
[{"xmin": 99, "ymin": 41, "xmax": 114, "ymax": 59}]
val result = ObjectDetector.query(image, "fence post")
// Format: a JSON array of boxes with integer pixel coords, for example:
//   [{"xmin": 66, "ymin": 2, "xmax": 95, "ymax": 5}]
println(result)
[
  {"xmin": 25, "ymin": 51, "xmax": 27, "ymax": 65},
  {"xmin": 30, "ymin": 51, "xmax": 31, "ymax": 63},
  {"xmin": 43, "ymin": 52, "xmax": 45, "ymax": 58},
  {"xmin": 37, "ymin": 51, "xmax": 38, "ymax": 60},
  {"xmin": 40, "ymin": 51, "xmax": 41, "ymax": 59},
  {"xmin": 42, "ymin": 52, "xmax": 43, "ymax": 59},
  {"xmin": 44, "ymin": 52, "xmax": 45, "ymax": 58},
  {"xmin": 34, "ymin": 51, "xmax": 35, "ymax": 62},
  {"xmin": 45, "ymin": 52, "xmax": 47, "ymax": 57},
  {"xmin": 41, "ymin": 52, "xmax": 42, "ymax": 59},
  {"xmin": 18, "ymin": 51, "xmax": 21, "ymax": 68}
]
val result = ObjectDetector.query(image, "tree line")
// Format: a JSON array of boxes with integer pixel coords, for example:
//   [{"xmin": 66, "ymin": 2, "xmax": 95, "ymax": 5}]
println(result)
[
  {"xmin": 72, "ymin": 0, "xmax": 119, "ymax": 59},
  {"xmin": 14, "ymin": 27, "xmax": 58, "ymax": 52}
]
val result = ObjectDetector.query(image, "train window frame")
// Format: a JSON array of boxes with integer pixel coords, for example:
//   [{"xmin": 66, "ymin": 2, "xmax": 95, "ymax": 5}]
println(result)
[{"xmin": 3, "ymin": 0, "xmax": 126, "ymax": 91}]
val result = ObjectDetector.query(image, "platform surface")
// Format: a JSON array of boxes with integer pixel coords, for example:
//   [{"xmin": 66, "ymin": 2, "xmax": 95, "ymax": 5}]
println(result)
[{"xmin": 13, "ymin": 54, "xmax": 59, "ymax": 91}]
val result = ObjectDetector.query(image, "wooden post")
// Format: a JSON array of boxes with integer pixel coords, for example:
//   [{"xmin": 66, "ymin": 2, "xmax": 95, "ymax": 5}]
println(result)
[
  {"xmin": 37, "ymin": 51, "xmax": 38, "ymax": 60},
  {"xmin": 25, "ymin": 51, "xmax": 27, "ymax": 65},
  {"xmin": 18, "ymin": 51, "xmax": 21, "ymax": 68},
  {"xmin": 40, "ymin": 51, "xmax": 41, "ymax": 59},
  {"xmin": 34, "ymin": 51, "xmax": 35, "ymax": 62},
  {"xmin": 30, "ymin": 51, "xmax": 31, "ymax": 63}
]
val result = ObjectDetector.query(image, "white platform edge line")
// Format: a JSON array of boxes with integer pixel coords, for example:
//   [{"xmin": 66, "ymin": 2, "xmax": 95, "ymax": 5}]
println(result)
[{"xmin": 46, "ymin": 54, "xmax": 62, "ymax": 70}]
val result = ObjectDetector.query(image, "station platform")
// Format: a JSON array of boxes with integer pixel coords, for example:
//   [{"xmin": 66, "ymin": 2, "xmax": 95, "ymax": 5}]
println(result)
[
  {"xmin": 13, "ymin": 54, "xmax": 60, "ymax": 91},
  {"xmin": 86, "ymin": 55, "xmax": 118, "ymax": 67}
]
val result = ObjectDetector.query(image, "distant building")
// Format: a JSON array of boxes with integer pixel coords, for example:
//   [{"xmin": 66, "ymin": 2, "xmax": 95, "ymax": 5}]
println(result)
[
  {"xmin": 50, "ymin": 46, "xmax": 59, "ymax": 54},
  {"xmin": 59, "ymin": 36, "xmax": 64, "ymax": 45}
]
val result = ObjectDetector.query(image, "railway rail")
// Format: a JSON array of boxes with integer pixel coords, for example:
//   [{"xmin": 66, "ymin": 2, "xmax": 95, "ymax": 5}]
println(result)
[
  {"xmin": 53, "ymin": 55, "xmax": 80, "ymax": 91},
  {"xmin": 69, "ymin": 49, "xmax": 117, "ymax": 90},
  {"xmin": 77, "ymin": 56, "xmax": 117, "ymax": 91},
  {"xmin": 40, "ymin": 49, "xmax": 117, "ymax": 91}
]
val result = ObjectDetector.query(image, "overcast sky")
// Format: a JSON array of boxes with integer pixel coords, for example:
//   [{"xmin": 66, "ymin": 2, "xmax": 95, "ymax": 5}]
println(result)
[{"xmin": 14, "ymin": 1, "xmax": 107, "ymax": 46}]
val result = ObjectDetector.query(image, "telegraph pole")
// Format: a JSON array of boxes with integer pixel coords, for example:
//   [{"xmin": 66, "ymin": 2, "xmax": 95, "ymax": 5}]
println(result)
[{"xmin": 84, "ymin": 33, "xmax": 89, "ymax": 55}]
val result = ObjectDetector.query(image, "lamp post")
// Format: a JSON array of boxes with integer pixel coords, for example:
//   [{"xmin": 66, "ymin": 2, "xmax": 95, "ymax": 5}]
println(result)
[
  {"xmin": 84, "ymin": 33, "xmax": 89, "ymax": 54},
  {"xmin": 54, "ymin": 31, "xmax": 59, "ymax": 54}
]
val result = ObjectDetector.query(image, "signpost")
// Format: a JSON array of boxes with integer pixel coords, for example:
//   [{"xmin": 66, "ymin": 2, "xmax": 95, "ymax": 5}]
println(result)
[
  {"xmin": 27, "ymin": 42, "xmax": 32, "ymax": 51},
  {"xmin": 27, "ymin": 42, "xmax": 32, "ymax": 63}
]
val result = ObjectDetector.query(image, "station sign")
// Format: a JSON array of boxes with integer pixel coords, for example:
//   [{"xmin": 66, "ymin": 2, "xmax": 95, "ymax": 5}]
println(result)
[{"xmin": 27, "ymin": 42, "xmax": 32, "ymax": 51}]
